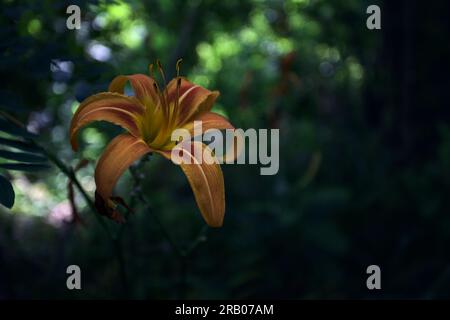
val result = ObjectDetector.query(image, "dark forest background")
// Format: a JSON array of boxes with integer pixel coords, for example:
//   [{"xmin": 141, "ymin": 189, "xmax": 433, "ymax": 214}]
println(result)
[{"xmin": 1, "ymin": 0, "xmax": 450, "ymax": 299}]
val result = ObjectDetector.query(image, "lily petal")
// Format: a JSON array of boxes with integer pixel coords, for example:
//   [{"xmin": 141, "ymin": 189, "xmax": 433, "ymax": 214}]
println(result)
[
  {"xmin": 166, "ymin": 77, "xmax": 220, "ymax": 124},
  {"xmin": 159, "ymin": 141, "xmax": 225, "ymax": 227},
  {"xmin": 95, "ymin": 134, "xmax": 151, "ymax": 202},
  {"xmin": 109, "ymin": 74, "xmax": 160, "ymax": 106},
  {"xmin": 70, "ymin": 92, "xmax": 144, "ymax": 151},
  {"xmin": 183, "ymin": 112, "xmax": 235, "ymax": 134},
  {"xmin": 183, "ymin": 112, "xmax": 242, "ymax": 162}
]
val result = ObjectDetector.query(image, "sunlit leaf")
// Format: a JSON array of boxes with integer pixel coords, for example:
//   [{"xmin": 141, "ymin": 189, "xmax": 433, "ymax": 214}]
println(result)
[
  {"xmin": 0, "ymin": 174, "xmax": 14, "ymax": 208},
  {"xmin": 0, "ymin": 163, "xmax": 50, "ymax": 171},
  {"xmin": 0, "ymin": 137, "xmax": 42, "ymax": 153},
  {"xmin": 0, "ymin": 118, "xmax": 37, "ymax": 139},
  {"xmin": 0, "ymin": 149, "xmax": 47, "ymax": 163}
]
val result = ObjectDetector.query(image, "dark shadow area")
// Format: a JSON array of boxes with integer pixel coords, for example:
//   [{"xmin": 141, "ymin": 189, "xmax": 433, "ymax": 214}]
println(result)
[{"xmin": 0, "ymin": 0, "xmax": 449, "ymax": 299}]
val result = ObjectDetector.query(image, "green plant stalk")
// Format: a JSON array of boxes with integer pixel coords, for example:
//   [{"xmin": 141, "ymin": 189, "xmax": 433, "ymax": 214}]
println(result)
[
  {"xmin": 1, "ymin": 110, "xmax": 129, "ymax": 295},
  {"xmin": 31, "ymin": 140, "xmax": 129, "ymax": 296},
  {"xmin": 129, "ymin": 162, "xmax": 209, "ymax": 299}
]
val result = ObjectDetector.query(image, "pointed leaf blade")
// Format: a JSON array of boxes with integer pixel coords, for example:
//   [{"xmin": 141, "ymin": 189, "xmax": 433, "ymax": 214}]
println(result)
[
  {"xmin": 0, "ymin": 149, "xmax": 47, "ymax": 163},
  {"xmin": 0, "ymin": 118, "xmax": 37, "ymax": 139},
  {"xmin": 0, "ymin": 163, "xmax": 51, "ymax": 172},
  {"xmin": 0, "ymin": 137, "xmax": 42, "ymax": 153}
]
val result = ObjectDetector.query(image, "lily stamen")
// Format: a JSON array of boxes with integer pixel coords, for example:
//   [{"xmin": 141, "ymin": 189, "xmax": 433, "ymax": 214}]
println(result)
[
  {"xmin": 148, "ymin": 63, "xmax": 154, "ymax": 78},
  {"xmin": 176, "ymin": 58, "xmax": 183, "ymax": 77},
  {"xmin": 174, "ymin": 59, "xmax": 183, "ymax": 121},
  {"xmin": 156, "ymin": 60, "xmax": 170, "ymax": 116}
]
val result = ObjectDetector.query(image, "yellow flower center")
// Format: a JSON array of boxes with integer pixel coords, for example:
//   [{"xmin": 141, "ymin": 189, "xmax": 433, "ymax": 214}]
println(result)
[{"xmin": 137, "ymin": 60, "xmax": 183, "ymax": 151}]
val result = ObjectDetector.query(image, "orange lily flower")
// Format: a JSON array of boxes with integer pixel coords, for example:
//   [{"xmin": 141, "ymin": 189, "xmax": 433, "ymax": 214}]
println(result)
[{"xmin": 69, "ymin": 61, "xmax": 234, "ymax": 227}]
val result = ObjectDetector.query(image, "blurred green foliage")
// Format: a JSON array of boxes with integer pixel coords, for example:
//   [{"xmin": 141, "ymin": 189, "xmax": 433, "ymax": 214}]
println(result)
[{"xmin": 1, "ymin": 0, "xmax": 449, "ymax": 299}]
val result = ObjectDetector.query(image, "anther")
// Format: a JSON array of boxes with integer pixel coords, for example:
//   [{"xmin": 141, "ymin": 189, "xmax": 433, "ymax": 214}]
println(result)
[
  {"xmin": 176, "ymin": 58, "xmax": 183, "ymax": 77},
  {"xmin": 149, "ymin": 63, "xmax": 154, "ymax": 78},
  {"xmin": 156, "ymin": 60, "xmax": 169, "ymax": 112}
]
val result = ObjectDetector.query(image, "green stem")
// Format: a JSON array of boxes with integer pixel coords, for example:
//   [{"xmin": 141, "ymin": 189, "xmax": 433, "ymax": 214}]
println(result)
[
  {"xmin": 35, "ymin": 142, "xmax": 110, "ymax": 235},
  {"xmin": 31, "ymin": 139, "xmax": 129, "ymax": 296},
  {"xmin": 131, "ymin": 163, "xmax": 192, "ymax": 298},
  {"xmin": 185, "ymin": 225, "xmax": 208, "ymax": 257},
  {"xmin": 130, "ymin": 162, "xmax": 210, "ymax": 299},
  {"xmin": 129, "ymin": 164, "xmax": 184, "ymax": 257},
  {"xmin": 179, "ymin": 256, "xmax": 188, "ymax": 299},
  {"xmin": 112, "ymin": 237, "xmax": 129, "ymax": 297},
  {"xmin": 1, "ymin": 111, "xmax": 129, "ymax": 295}
]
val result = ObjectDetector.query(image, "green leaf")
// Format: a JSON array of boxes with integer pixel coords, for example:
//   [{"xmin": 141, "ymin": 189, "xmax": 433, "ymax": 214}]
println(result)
[
  {"xmin": 0, "ymin": 149, "xmax": 47, "ymax": 163},
  {"xmin": 0, "ymin": 163, "xmax": 51, "ymax": 172},
  {"xmin": 0, "ymin": 118, "xmax": 37, "ymax": 139},
  {"xmin": 0, "ymin": 137, "xmax": 42, "ymax": 153},
  {"xmin": 0, "ymin": 174, "xmax": 15, "ymax": 208}
]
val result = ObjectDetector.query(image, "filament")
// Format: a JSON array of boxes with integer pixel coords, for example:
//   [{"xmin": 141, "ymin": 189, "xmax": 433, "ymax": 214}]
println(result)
[
  {"xmin": 156, "ymin": 60, "xmax": 169, "ymax": 110},
  {"xmin": 149, "ymin": 63, "xmax": 154, "ymax": 78},
  {"xmin": 176, "ymin": 58, "xmax": 183, "ymax": 77}
]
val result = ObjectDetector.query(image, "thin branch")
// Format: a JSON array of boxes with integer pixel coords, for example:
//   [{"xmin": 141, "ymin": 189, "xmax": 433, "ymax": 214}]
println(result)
[
  {"xmin": 30, "ymin": 139, "xmax": 129, "ymax": 296},
  {"xmin": 129, "ymin": 162, "xmax": 209, "ymax": 259},
  {"xmin": 129, "ymin": 163, "xmax": 184, "ymax": 258}
]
